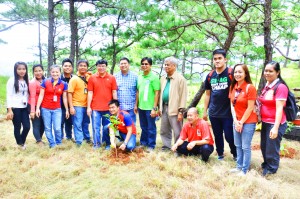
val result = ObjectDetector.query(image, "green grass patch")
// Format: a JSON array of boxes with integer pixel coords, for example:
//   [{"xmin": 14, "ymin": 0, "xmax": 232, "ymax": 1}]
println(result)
[{"xmin": 0, "ymin": 76, "xmax": 9, "ymax": 114}]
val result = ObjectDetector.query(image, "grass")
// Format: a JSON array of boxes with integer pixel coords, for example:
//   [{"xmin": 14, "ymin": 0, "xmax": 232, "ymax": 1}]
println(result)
[
  {"xmin": 0, "ymin": 76, "xmax": 9, "ymax": 115},
  {"xmin": 0, "ymin": 119, "xmax": 300, "ymax": 198}
]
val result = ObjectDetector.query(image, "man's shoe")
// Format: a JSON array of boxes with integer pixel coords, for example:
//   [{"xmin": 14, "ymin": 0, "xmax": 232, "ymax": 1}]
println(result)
[
  {"xmin": 233, "ymin": 156, "xmax": 237, "ymax": 161},
  {"xmin": 161, "ymin": 146, "xmax": 170, "ymax": 151},
  {"xmin": 237, "ymin": 171, "xmax": 246, "ymax": 176},
  {"xmin": 262, "ymin": 169, "xmax": 275, "ymax": 177},
  {"xmin": 146, "ymin": 147, "xmax": 154, "ymax": 153},
  {"xmin": 217, "ymin": 155, "xmax": 224, "ymax": 160},
  {"xmin": 105, "ymin": 146, "xmax": 111, "ymax": 151},
  {"xmin": 230, "ymin": 168, "xmax": 241, "ymax": 173}
]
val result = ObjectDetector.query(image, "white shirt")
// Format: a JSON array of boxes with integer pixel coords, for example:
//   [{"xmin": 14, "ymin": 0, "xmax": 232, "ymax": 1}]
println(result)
[{"xmin": 6, "ymin": 77, "xmax": 29, "ymax": 108}]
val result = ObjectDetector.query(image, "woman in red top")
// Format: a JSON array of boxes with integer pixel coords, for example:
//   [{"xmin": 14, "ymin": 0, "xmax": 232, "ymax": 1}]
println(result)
[
  {"xmin": 229, "ymin": 64, "xmax": 258, "ymax": 175},
  {"xmin": 29, "ymin": 64, "xmax": 45, "ymax": 145},
  {"xmin": 259, "ymin": 61, "xmax": 288, "ymax": 176}
]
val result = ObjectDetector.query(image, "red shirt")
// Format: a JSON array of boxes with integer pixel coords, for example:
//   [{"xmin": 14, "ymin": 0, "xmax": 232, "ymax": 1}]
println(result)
[
  {"xmin": 259, "ymin": 83, "xmax": 288, "ymax": 124},
  {"xmin": 113, "ymin": 110, "xmax": 136, "ymax": 135},
  {"xmin": 40, "ymin": 78, "xmax": 68, "ymax": 110},
  {"xmin": 180, "ymin": 119, "xmax": 214, "ymax": 146},
  {"xmin": 87, "ymin": 72, "xmax": 117, "ymax": 111},
  {"xmin": 29, "ymin": 78, "xmax": 42, "ymax": 112},
  {"xmin": 229, "ymin": 82, "xmax": 258, "ymax": 123}
]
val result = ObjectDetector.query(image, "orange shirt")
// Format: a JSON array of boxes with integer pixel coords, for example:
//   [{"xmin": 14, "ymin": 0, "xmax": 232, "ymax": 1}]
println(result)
[
  {"xmin": 87, "ymin": 72, "xmax": 117, "ymax": 111},
  {"xmin": 229, "ymin": 82, "xmax": 258, "ymax": 124},
  {"xmin": 68, "ymin": 73, "xmax": 90, "ymax": 107}
]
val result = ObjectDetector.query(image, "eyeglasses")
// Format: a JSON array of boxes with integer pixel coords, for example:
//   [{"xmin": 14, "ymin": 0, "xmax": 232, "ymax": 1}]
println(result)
[{"xmin": 141, "ymin": 63, "xmax": 149, "ymax": 66}]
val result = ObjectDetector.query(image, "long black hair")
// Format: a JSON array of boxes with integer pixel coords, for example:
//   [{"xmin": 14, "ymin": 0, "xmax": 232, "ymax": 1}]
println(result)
[
  {"xmin": 13, "ymin": 61, "xmax": 29, "ymax": 93},
  {"xmin": 265, "ymin": 61, "xmax": 289, "ymax": 90}
]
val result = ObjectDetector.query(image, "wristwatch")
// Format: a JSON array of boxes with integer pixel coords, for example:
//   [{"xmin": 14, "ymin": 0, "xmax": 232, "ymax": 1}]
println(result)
[{"xmin": 152, "ymin": 107, "xmax": 158, "ymax": 111}]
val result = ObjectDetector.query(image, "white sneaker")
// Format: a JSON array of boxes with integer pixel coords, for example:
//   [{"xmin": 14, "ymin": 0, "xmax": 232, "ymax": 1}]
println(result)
[
  {"xmin": 230, "ymin": 168, "xmax": 241, "ymax": 173},
  {"xmin": 21, "ymin": 144, "xmax": 26, "ymax": 150},
  {"xmin": 237, "ymin": 171, "xmax": 246, "ymax": 176}
]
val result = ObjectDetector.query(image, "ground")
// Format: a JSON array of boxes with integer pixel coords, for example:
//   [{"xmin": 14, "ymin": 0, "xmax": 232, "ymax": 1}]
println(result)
[{"xmin": 0, "ymin": 118, "xmax": 300, "ymax": 199}]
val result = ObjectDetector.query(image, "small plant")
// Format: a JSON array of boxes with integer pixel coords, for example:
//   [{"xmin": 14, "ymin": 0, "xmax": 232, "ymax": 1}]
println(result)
[
  {"xmin": 280, "ymin": 143, "xmax": 289, "ymax": 156},
  {"xmin": 286, "ymin": 122, "xmax": 294, "ymax": 134}
]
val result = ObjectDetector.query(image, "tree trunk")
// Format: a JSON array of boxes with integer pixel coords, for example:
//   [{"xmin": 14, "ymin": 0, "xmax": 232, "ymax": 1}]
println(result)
[
  {"xmin": 48, "ymin": 0, "xmax": 55, "ymax": 76},
  {"xmin": 258, "ymin": 0, "xmax": 272, "ymax": 94},
  {"xmin": 38, "ymin": 0, "xmax": 42, "ymax": 65},
  {"xmin": 69, "ymin": 0, "xmax": 76, "ymax": 64},
  {"xmin": 182, "ymin": 48, "xmax": 186, "ymax": 75},
  {"xmin": 283, "ymin": 39, "xmax": 291, "ymax": 68}
]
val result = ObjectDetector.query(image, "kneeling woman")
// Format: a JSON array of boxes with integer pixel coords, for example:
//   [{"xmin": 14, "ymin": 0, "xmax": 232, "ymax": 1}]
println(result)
[
  {"xmin": 229, "ymin": 64, "xmax": 258, "ymax": 175},
  {"xmin": 36, "ymin": 65, "xmax": 69, "ymax": 148}
]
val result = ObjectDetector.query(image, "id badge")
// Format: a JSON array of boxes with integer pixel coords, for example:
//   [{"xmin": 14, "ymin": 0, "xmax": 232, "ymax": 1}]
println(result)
[
  {"xmin": 53, "ymin": 95, "xmax": 58, "ymax": 102},
  {"xmin": 197, "ymin": 129, "xmax": 201, "ymax": 136},
  {"xmin": 84, "ymin": 88, "xmax": 88, "ymax": 94}
]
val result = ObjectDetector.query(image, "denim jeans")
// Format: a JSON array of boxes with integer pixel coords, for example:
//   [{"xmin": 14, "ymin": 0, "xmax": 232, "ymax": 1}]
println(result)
[
  {"xmin": 124, "ymin": 109, "xmax": 136, "ymax": 125},
  {"xmin": 118, "ymin": 131, "xmax": 136, "ymax": 151},
  {"xmin": 261, "ymin": 122, "xmax": 287, "ymax": 173},
  {"xmin": 209, "ymin": 116, "xmax": 237, "ymax": 157},
  {"xmin": 138, "ymin": 108, "xmax": 157, "ymax": 149},
  {"xmin": 61, "ymin": 108, "xmax": 73, "ymax": 139},
  {"xmin": 41, "ymin": 108, "xmax": 62, "ymax": 148},
  {"xmin": 91, "ymin": 110, "xmax": 110, "ymax": 148},
  {"xmin": 177, "ymin": 141, "xmax": 214, "ymax": 162},
  {"xmin": 12, "ymin": 108, "xmax": 30, "ymax": 145},
  {"xmin": 233, "ymin": 123, "xmax": 256, "ymax": 173},
  {"xmin": 71, "ymin": 106, "xmax": 91, "ymax": 145},
  {"xmin": 31, "ymin": 113, "xmax": 44, "ymax": 142}
]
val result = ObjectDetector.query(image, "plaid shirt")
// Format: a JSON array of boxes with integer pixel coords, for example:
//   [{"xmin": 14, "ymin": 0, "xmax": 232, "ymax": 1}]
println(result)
[{"xmin": 115, "ymin": 71, "xmax": 138, "ymax": 110}]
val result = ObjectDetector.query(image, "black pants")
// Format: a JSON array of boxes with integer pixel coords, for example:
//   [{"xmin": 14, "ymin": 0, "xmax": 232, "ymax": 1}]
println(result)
[
  {"xmin": 61, "ymin": 108, "xmax": 73, "ymax": 139},
  {"xmin": 12, "ymin": 108, "xmax": 30, "ymax": 145},
  {"xmin": 177, "ymin": 141, "xmax": 214, "ymax": 162}
]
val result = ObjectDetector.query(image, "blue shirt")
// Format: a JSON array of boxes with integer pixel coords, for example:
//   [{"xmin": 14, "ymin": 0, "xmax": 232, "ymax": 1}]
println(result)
[{"xmin": 115, "ymin": 71, "xmax": 138, "ymax": 110}]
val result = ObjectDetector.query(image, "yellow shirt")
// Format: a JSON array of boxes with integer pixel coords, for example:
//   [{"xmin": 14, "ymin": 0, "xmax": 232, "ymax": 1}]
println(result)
[{"xmin": 68, "ymin": 73, "xmax": 90, "ymax": 107}]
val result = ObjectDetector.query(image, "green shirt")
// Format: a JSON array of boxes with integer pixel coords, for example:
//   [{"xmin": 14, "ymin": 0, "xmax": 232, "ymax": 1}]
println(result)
[
  {"xmin": 162, "ymin": 78, "xmax": 170, "ymax": 103},
  {"xmin": 137, "ymin": 71, "xmax": 160, "ymax": 110}
]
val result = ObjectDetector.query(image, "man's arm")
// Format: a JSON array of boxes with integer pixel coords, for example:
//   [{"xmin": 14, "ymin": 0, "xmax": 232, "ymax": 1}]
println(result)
[
  {"xmin": 68, "ymin": 92, "xmax": 75, "ymax": 115},
  {"xmin": 112, "ymin": 90, "xmax": 117, "ymax": 100},
  {"xmin": 150, "ymin": 90, "xmax": 160, "ymax": 118},
  {"xmin": 87, "ymin": 91, "xmax": 93, "ymax": 117},
  {"xmin": 63, "ymin": 91, "xmax": 69, "ymax": 119},
  {"xmin": 134, "ymin": 90, "xmax": 139, "ymax": 114},
  {"xmin": 203, "ymin": 90, "xmax": 211, "ymax": 121},
  {"xmin": 171, "ymin": 138, "xmax": 184, "ymax": 152},
  {"xmin": 119, "ymin": 126, "xmax": 132, "ymax": 151}
]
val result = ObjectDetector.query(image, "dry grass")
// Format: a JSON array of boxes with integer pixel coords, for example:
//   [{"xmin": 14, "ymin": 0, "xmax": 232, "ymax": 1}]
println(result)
[{"xmin": 0, "ymin": 119, "xmax": 300, "ymax": 199}]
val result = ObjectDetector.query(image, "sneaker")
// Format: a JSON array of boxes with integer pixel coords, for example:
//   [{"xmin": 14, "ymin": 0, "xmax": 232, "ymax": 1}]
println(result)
[
  {"xmin": 146, "ymin": 147, "xmax": 154, "ymax": 153},
  {"xmin": 21, "ymin": 144, "xmax": 26, "ymax": 150},
  {"xmin": 237, "ymin": 171, "xmax": 246, "ymax": 176},
  {"xmin": 105, "ymin": 146, "xmax": 111, "ymax": 150},
  {"xmin": 230, "ymin": 168, "xmax": 241, "ymax": 173},
  {"xmin": 161, "ymin": 146, "xmax": 170, "ymax": 151},
  {"xmin": 262, "ymin": 169, "xmax": 275, "ymax": 177},
  {"xmin": 217, "ymin": 155, "xmax": 224, "ymax": 160},
  {"xmin": 233, "ymin": 156, "xmax": 237, "ymax": 161},
  {"xmin": 136, "ymin": 145, "xmax": 146, "ymax": 149}
]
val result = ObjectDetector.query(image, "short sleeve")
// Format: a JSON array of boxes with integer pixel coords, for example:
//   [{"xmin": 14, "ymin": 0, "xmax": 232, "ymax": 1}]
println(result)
[
  {"xmin": 179, "ymin": 124, "xmax": 188, "ymax": 140},
  {"xmin": 68, "ymin": 78, "xmax": 76, "ymax": 93},
  {"xmin": 111, "ymin": 76, "xmax": 117, "ymax": 90},
  {"xmin": 204, "ymin": 73, "xmax": 211, "ymax": 90},
  {"xmin": 63, "ymin": 82, "xmax": 68, "ymax": 91},
  {"xmin": 152, "ymin": 76, "xmax": 160, "ymax": 91},
  {"xmin": 247, "ymin": 84, "xmax": 257, "ymax": 100},
  {"xmin": 123, "ymin": 113, "xmax": 133, "ymax": 126},
  {"xmin": 87, "ymin": 76, "xmax": 94, "ymax": 91},
  {"xmin": 40, "ymin": 79, "xmax": 47, "ymax": 88},
  {"xmin": 275, "ymin": 84, "xmax": 288, "ymax": 101}
]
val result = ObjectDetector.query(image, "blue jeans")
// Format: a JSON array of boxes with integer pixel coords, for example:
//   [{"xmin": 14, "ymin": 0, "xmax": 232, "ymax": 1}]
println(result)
[
  {"xmin": 61, "ymin": 108, "xmax": 73, "ymax": 139},
  {"xmin": 72, "ymin": 106, "xmax": 91, "ymax": 145},
  {"xmin": 261, "ymin": 122, "xmax": 287, "ymax": 173},
  {"xmin": 12, "ymin": 108, "xmax": 30, "ymax": 145},
  {"xmin": 233, "ymin": 123, "xmax": 256, "ymax": 173},
  {"xmin": 124, "ymin": 109, "xmax": 136, "ymax": 125},
  {"xmin": 31, "ymin": 113, "xmax": 44, "ymax": 142},
  {"xmin": 209, "ymin": 116, "xmax": 237, "ymax": 157},
  {"xmin": 138, "ymin": 109, "xmax": 157, "ymax": 149},
  {"xmin": 41, "ymin": 108, "xmax": 62, "ymax": 148},
  {"xmin": 118, "ymin": 132, "xmax": 136, "ymax": 151},
  {"xmin": 177, "ymin": 141, "xmax": 214, "ymax": 162},
  {"xmin": 91, "ymin": 110, "xmax": 110, "ymax": 148}
]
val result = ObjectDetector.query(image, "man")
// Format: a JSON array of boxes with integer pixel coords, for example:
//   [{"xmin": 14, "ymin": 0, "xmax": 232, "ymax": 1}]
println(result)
[
  {"xmin": 114, "ymin": 57, "xmax": 138, "ymax": 124},
  {"xmin": 203, "ymin": 49, "xmax": 237, "ymax": 160},
  {"xmin": 135, "ymin": 57, "xmax": 160, "ymax": 152},
  {"xmin": 108, "ymin": 99, "xmax": 136, "ymax": 152},
  {"xmin": 87, "ymin": 59, "xmax": 117, "ymax": 149},
  {"xmin": 171, "ymin": 108, "xmax": 214, "ymax": 162},
  {"xmin": 61, "ymin": 58, "xmax": 73, "ymax": 140},
  {"xmin": 68, "ymin": 60, "xmax": 91, "ymax": 146},
  {"xmin": 159, "ymin": 56, "xmax": 187, "ymax": 151}
]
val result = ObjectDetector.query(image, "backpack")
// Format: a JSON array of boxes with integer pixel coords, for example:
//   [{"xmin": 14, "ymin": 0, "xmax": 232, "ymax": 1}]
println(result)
[
  {"xmin": 274, "ymin": 82, "xmax": 299, "ymax": 121},
  {"xmin": 207, "ymin": 67, "xmax": 233, "ymax": 83}
]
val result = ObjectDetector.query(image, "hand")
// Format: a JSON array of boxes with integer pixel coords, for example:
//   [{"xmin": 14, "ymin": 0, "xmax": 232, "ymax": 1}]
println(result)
[
  {"xmin": 234, "ymin": 121, "xmax": 243, "ymax": 133},
  {"xmin": 6, "ymin": 111, "xmax": 13, "ymax": 120},
  {"xmin": 65, "ymin": 110, "xmax": 70, "ymax": 119},
  {"xmin": 187, "ymin": 141, "xmax": 196, "ymax": 150},
  {"xmin": 177, "ymin": 113, "xmax": 183, "ymax": 122},
  {"xmin": 171, "ymin": 144, "xmax": 178, "ymax": 152},
  {"xmin": 269, "ymin": 127, "xmax": 278, "ymax": 139},
  {"xmin": 134, "ymin": 105, "xmax": 138, "ymax": 114},
  {"xmin": 150, "ymin": 110, "xmax": 156, "ymax": 118},
  {"xmin": 203, "ymin": 112, "xmax": 208, "ymax": 121},
  {"xmin": 119, "ymin": 143, "xmax": 126, "ymax": 151},
  {"xmin": 36, "ymin": 108, "xmax": 40, "ymax": 118},
  {"xmin": 70, "ymin": 107, "xmax": 76, "ymax": 115},
  {"xmin": 158, "ymin": 111, "xmax": 162, "ymax": 117},
  {"xmin": 87, "ymin": 107, "xmax": 92, "ymax": 117},
  {"xmin": 30, "ymin": 112, "xmax": 35, "ymax": 119}
]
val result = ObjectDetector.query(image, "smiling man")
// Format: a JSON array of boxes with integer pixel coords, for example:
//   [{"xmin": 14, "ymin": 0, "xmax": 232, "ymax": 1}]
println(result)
[
  {"xmin": 114, "ymin": 57, "xmax": 138, "ymax": 124},
  {"xmin": 203, "ymin": 49, "xmax": 237, "ymax": 161},
  {"xmin": 68, "ymin": 60, "xmax": 91, "ymax": 146}
]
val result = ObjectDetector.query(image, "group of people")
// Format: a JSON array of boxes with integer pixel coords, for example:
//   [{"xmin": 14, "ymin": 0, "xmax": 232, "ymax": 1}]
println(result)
[{"xmin": 6, "ymin": 49, "xmax": 290, "ymax": 177}]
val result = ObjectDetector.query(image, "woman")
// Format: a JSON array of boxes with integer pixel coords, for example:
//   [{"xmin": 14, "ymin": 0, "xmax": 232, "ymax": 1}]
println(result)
[
  {"xmin": 29, "ymin": 64, "xmax": 45, "ymax": 145},
  {"xmin": 259, "ymin": 61, "xmax": 288, "ymax": 176},
  {"xmin": 229, "ymin": 64, "xmax": 257, "ymax": 175},
  {"xmin": 36, "ymin": 65, "xmax": 69, "ymax": 148},
  {"xmin": 6, "ymin": 62, "xmax": 30, "ymax": 150}
]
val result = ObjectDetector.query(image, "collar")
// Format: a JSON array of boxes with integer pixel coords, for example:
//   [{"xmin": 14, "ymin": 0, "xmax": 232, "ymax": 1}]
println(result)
[
  {"xmin": 266, "ymin": 78, "xmax": 280, "ymax": 89},
  {"xmin": 143, "ymin": 71, "xmax": 152, "ymax": 77},
  {"xmin": 61, "ymin": 74, "xmax": 72, "ymax": 79},
  {"xmin": 234, "ymin": 81, "xmax": 247, "ymax": 90},
  {"xmin": 189, "ymin": 118, "xmax": 201, "ymax": 128},
  {"xmin": 50, "ymin": 78, "xmax": 62, "ymax": 84},
  {"xmin": 96, "ymin": 72, "xmax": 108, "ymax": 78},
  {"xmin": 166, "ymin": 71, "xmax": 177, "ymax": 79}
]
